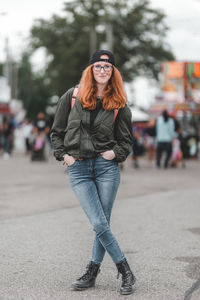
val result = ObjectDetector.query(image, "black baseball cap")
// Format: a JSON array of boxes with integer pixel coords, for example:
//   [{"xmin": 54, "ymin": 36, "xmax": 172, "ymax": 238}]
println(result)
[{"xmin": 90, "ymin": 50, "xmax": 115, "ymax": 66}]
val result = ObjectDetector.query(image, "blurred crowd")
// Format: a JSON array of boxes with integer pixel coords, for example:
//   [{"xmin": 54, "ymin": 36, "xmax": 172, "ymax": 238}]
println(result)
[
  {"xmin": 0, "ymin": 109, "xmax": 199, "ymax": 169},
  {"xmin": 131, "ymin": 110, "xmax": 200, "ymax": 169},
  {"xmin": 0, "ymin": 112, "xmax": 53, "ymax": 161}
]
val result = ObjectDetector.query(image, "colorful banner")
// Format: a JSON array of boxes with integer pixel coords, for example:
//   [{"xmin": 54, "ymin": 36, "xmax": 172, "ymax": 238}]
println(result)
[
  {"xmin": 149, "ymin": 101, "xmax": 200, "ymax": 116},
  {"xmin": 161, "ymin": 61, "xmax": 200, "ymax": 103},
  {"xmin": 162, "ymin": 62, "xmax": 184, "ymax": 78}
]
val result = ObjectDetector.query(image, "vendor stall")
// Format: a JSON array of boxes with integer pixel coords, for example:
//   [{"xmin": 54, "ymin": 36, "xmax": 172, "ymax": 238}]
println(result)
[{"xmin": 150, "ymin": 61, "xmax": 200, "ymax": 158}]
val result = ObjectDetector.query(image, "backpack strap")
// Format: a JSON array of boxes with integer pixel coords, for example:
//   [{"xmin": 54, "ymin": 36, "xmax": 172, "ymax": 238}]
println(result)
[
  {"xmin": 71, "ymin": 86, "xmax": 79, "ymax": 110},
  {"xmin": 113, "ymin": 109, "xmax": 119, "ymax": 123}
]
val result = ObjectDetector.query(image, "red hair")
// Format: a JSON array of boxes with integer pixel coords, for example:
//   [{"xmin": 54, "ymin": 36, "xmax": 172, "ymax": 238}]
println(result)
[{"xmin": 77, "ymin": 65, "xmax": 127, "ymax": 110}]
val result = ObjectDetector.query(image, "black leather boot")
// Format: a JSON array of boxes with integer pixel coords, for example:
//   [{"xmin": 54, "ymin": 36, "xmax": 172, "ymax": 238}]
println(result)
[
  {"xmin": 116, "ymin": 258, "xmax": 136, "ymax": 295},
  {"xmin": 71, "ymin": 261, "xmax": 100, "ymax": 291}
]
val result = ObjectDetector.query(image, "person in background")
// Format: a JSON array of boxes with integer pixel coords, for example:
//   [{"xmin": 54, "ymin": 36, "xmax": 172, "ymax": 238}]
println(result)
[
  {"xmin": 171, "ymin": 135, "xmax": 183, "ymax": 168},
  {"xmin": 144, "ymin": 119, "xmax": 156, "ymax": 167},
  {"xmin": 30, "ymin": 112, "xmax": 48, "ymax": 161},
  {"xmin": 170, "ymin": 119, "xmax": 186, "ymax": 168},
  {"xmin": 132, "ymin": 126, "xmax": 141, "ymax": 168},
  {"xmin": 156, "ymin": 110, "xmax": 175, "ymax": 168},
  {"xmin": 51, "ymin": 50, "xmax": 136, "ymax": 295},
  {"xmin": 1, "ymin": 114, "xmax": 15, "ymax": 160},
  {"xmin": 46, "ymin": 114, "xmax": 54, "ymax": 154},
  {"xmin": 22, "ymin": 119, "xmax": 33, "ymax": 155},
  {"xmin": 34, "ymin": 112, "xmax": 47, "ymax": 134}
]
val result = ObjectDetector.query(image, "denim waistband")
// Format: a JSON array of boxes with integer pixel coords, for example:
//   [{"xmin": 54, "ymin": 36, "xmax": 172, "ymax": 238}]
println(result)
[{"xmin": 77, "ymin": 154, "xmax": 101, "ymax": 161}]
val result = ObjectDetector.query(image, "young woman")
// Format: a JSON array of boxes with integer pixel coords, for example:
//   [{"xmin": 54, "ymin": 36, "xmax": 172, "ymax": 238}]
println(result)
[{"xmin": 51, "ymin": 50, "xmax": 136, "ymax": 295}]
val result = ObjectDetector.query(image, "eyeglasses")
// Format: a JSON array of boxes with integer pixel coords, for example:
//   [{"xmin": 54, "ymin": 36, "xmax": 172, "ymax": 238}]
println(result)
[{"xmin": 93, "ymin": 64, "xmax": 113, "ymax": 72}]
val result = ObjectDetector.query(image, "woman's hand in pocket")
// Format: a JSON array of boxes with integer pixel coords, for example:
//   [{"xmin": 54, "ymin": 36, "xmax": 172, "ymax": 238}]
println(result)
[
  {"xmin": 101, "ymin": 150, "xmax": 115, "ymax": 160},
  {"xmin": 63, "ymin": 154, "xmax": 76, "ymax": 166}
]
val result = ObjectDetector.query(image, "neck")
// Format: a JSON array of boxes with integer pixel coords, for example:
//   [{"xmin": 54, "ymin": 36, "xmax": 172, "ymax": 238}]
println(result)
[{"xmin": 96, "ymin": 83, "xmax": 107, "ymax": 97}]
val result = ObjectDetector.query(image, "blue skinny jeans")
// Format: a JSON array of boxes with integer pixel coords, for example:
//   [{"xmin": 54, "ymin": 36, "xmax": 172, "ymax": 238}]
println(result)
[{"xmin": 68, "ymin": 155, "xmax": 125, "ymax": 265}]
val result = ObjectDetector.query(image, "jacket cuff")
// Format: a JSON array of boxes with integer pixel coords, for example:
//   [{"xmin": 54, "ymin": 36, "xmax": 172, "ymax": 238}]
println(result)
[
  {"xmin": 54, "ymin": 151, "xmax": 67, "ymax": 161},
  {"xmin": 113, "ymin": 145, "xmax": 125, "ymax": 163}
]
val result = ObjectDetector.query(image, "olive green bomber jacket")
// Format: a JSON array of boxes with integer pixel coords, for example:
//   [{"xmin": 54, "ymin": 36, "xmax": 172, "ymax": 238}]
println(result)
[{"xmin": 50, "ymin": 87, "xmax": 133, "ymax": 163}]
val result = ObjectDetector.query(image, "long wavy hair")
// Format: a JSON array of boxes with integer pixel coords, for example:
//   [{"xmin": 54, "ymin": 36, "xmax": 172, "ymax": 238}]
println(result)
[{"xmin": 77, "ymin": 65, "xmax": 127, "ymax": 110}]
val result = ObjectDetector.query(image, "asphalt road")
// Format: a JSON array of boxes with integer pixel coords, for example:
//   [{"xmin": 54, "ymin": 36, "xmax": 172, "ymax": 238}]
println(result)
[{"xmin": 0, "ymin": 153, "xmax": 200, "ymax": 300}]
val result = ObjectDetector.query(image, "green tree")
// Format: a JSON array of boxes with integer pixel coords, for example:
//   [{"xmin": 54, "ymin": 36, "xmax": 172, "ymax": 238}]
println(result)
[
  {"xmin": 0, "ymin": 62, "xmax": 3, "ymax": 75},
  {"xmin": 30, "ymin": 0, "xmax": 174, "ymax": 96},
  {"xmin": 18, "ymin": 52, "xmax": 51, "ymax": 119}
]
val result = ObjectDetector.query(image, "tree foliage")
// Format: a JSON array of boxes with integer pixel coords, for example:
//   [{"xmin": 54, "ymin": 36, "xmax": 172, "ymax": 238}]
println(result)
[
  {"xmin": 30, "ymin": 0, "xmax": 174, "ymax": 97},
  {"xmin": 18, "ymin": 53, "xmax": 51, "ymax": 119},
  {"xmin": 0, "ymin": 63, "xmax": 3, "ymax": 76}
]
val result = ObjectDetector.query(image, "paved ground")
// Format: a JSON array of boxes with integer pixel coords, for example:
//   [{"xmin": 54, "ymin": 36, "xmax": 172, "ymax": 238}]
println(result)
[{"xmin": 0, "ymin": 153, "xmax": 200, "ymax": 300}]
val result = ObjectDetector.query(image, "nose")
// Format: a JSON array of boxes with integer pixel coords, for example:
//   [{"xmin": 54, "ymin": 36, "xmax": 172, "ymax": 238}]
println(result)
[{"xmin": 100, "ymin": 67, "xmax": 105, "ymax": 73}]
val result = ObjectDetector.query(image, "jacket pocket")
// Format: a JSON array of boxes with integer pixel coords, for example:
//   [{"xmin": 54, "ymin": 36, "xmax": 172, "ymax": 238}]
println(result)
[{"xmin": 64, "ymin": 120, "xmax": 81, "ymax": 150}]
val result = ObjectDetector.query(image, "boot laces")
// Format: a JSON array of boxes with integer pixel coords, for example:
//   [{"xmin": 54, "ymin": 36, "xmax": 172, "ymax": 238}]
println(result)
[
  {"xmin": 117, "ymin": 267, "xmax": 133, "ymax": 285},
  {"xmin": 78, "ymin": 264, "xmax": 93, "ymax": 281},
  {"xmin": 78, "ymin": 263, "xmax": 99, "ymax": 281},
  {"xmin": 122, "ymin": 271, "xmax": 133, "ymax": 286},
  {"xmin": 117, "ymin": 271, "xmax": 133, "ymax": 285}
]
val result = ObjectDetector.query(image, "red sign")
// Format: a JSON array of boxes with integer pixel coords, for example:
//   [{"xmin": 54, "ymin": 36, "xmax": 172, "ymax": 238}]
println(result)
[{"xmin": 0, "ymin": 103, "xmax": 10, "ymax": 114}]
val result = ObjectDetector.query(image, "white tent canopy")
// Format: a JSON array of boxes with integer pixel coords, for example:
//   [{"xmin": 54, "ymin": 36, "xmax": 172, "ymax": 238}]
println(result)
[{"xmin": 129, "ymin": 107, "xmax": 150, "ymax": 122}]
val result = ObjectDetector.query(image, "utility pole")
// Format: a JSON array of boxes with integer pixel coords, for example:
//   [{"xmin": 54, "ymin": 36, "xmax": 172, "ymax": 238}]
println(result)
[
  {"xmin": 3, "ymin": 38, "xmax": 18, "ymax": 100},
  {"xmin": 3, "ymin": 38, "xmax": 12, "ymax": 87},
  {"xmin": 12, "ymin": 63, "xmax": 18, "ymax": 99}
]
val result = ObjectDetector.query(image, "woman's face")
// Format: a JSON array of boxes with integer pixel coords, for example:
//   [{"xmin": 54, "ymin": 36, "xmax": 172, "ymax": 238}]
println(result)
[{"xmin": 92, "ymin": 54, "xmax": 113, "ymax": 85}]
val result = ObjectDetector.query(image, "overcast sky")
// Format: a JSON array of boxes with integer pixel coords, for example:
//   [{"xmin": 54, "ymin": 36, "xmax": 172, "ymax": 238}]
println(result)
[{"xmin": 1, "ymin": 0, "xmax": 200, "ymax": 107}]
